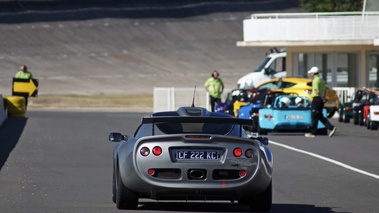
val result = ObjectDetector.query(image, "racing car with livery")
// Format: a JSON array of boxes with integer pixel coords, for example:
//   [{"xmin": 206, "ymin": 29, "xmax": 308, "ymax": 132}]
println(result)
[
  {"xmin": 258, "ymin": 95, "xmax": 327, "ymax": 135},
  {"xmin": 108, "ymin": 106, "xmax": 273, "ymax": 212}
]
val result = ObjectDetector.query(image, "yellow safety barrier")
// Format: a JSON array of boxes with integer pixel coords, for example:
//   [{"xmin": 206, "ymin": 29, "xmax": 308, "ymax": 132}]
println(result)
[{"xmin": 4, "ymin": 96, "xmax": 26, "ymax": 117}]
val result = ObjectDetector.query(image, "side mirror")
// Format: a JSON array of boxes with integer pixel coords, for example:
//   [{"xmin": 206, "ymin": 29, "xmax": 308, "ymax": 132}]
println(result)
[
  {"xmin": 258, "ymin": 137, "xmax": 269, "ymax": 146},
  {"xmin": 108, "ymin": 132, "xmax": 128, "ymax": 142}
]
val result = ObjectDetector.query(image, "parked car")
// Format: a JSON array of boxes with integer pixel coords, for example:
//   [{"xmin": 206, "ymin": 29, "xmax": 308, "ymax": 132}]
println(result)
[
  {"xmin": 367, "ymin": 105, "xmax": 379, "ymax": 130},
  {"xmin": 338, "ymin": 102, "xmax": 353, "ymax": 123},
  {"xmin": 238, "ymin": 90, "xmax": 287, "ymax": 131},
  {"xmin": 258, "ymin": 95, "xmax": 327, "ymax": 135},
  {"xmin": 355, "ymin": 90, "xmax": 379, "ymax": 125},
  {"xmin": 255, "ymin": 77, "xmax": 340, "ymax": 118},
  {"xmin": 108, "ymin": 106, "xmax": 273, "ymax": 212},
  {"xmin": 339, "ymin": 89, "xmax": 377, "ymax": 124},
  {"xmin": 351, "ymin": 89, "xmax": 371, "ymax": 125}
]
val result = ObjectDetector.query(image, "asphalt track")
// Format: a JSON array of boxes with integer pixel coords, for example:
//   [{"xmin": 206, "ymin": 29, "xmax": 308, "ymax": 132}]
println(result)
[
  {"xmin": 2, "ymin": 2, "xmax": 379, "ymax": 213},
  {"xmin": 0, "ymin": 0, "xmax": 303, "ymax": 95},
  {"xmin": 0, "ymin": 110, "xmax": 378, "ymax": 213}
]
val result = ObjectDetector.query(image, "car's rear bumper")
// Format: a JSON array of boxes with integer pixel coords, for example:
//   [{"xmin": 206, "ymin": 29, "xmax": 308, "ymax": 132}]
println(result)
[{"xmin": 120, "ymin": 149, "xmax": 272, "ymax": 200}]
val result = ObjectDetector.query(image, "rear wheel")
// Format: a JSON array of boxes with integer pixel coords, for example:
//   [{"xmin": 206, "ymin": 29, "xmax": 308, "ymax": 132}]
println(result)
[
  {"xmin": 343, "ymin": 113, "xmax": 350, "ymax": 123},
  {"xmin": 366, "ymin": 114, "xmax": 371, "ymax": 129},
  {"xmin": 338, "ymin": 109, "xmax": 343, "ymax": 122},
  {"xmin": 359, "ymin": 115, "xmax": 364, "ymax": 126},
  {"xmin": 353, "ymin": 114, "xmax": 359, "ymax": 125},
  {"xmin": 115, "ymin": 164, "xmax": 139, "ymax": 209},
  {"xmin": 112, "ymin": 168, "xmax": 116, "ymax": 203},
  {"xmin": 371, "ymin": 121, "xmax": 379, "ymax": 130},
  {"xmin": 248, "ymin": 181, "xmax": 272, "ymax": 212}
]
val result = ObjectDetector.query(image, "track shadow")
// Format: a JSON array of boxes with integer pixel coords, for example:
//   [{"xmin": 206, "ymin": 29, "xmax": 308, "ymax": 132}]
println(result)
[
  {"xmin": 0, "ymin": 0, "xmax": 301, "ymax": 23},
  {"xmin": 137, "ymin": 201, "xmax": 347, "ymax": 213},
  {"xmin": 0, "ymin": 117, "xmax": 28, "ymax": 170}
]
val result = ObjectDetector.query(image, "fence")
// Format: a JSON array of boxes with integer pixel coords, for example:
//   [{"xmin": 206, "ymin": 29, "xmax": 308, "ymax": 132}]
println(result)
[
  {"xmin": 154, "ymin": 87, "xmax": 209, "ymax": 112},
  {"xmin": 154, "ymin": 87, "xmax": 357, "ymax": 112}
]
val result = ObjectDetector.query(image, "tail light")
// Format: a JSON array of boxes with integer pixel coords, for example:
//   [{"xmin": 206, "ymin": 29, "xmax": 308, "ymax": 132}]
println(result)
[
  {"xmin": 148, "ymin": 169, "xmax": 155, "ymax": 176},
  {"xmin": 233, "ymin": 148, "xmax": 243, "ymax": 157},
  {"xmin": 239, "ymin": 170, "xmax": 247, "ymax": 177},
  {"xmin": 152, "ymin": 146, "xmax": 162, "ymax": 156},
  {"xmin": 185, "ymin": 135, "xmax": 211, "ymax": 139}
]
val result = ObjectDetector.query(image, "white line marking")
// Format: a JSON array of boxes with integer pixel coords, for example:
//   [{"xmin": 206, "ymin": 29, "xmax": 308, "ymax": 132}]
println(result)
[{"xmin": 270, "ymin": 141, "xmax": 379, "ymax": 180}]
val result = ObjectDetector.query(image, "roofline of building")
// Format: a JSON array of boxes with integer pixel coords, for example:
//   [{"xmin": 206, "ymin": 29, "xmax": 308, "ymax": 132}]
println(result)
[{"xmin": 237, "ymin": 39, "xmax": 379, "ymax": 47}]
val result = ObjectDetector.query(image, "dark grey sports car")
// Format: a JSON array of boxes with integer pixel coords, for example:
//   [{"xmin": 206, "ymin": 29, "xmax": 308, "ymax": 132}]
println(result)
[{"xmin": 108, "ymin": 106, "xmax": 273, "ymax": 212}]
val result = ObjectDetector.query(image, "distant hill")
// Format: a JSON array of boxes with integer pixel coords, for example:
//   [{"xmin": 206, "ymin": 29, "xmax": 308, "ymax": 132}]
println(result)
[{"xmin": 0, "ymin": 0, "xmax": 303, "ymax": 95}]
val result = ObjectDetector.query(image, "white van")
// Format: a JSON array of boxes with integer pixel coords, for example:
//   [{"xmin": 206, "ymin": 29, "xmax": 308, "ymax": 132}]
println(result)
[{"xmin": 237, "ymin": 51, "xmax": 286, "ymax": 89}]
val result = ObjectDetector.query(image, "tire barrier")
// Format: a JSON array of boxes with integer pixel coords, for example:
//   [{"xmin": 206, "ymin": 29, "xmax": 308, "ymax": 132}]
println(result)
[{"xmin": 4, "ymin": 96, "xmax": 26, "ymax": 118}]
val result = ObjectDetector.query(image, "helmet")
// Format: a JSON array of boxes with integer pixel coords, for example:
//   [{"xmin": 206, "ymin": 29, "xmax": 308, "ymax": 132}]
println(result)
[
  {"xmin": 295, "ymin": 97, "xmax": 302, "ymax": 105},
  {"xmin": 280, "ymin": 97, "xmax": 291, "ymax": 106}
]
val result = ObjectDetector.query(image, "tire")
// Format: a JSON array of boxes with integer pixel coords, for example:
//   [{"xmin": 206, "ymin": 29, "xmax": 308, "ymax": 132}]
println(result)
[
  {"xmin": 327, "ymin": 108, "xmax": 336, "ymax": 118},
  {"xmin": 367, "ymin": 119, "xmax": 372, "ymax": 130},
  {"xmin": 112, "ymin": 168, "xmax": 116, "ymax": 203},
  {"xmin": 359, "ymin": 115, "xmax": 364, "ymax": 126},
  {"xmin": 338, "ymin": 109, "xmax": 343, "ymax": 122},
  {"xmin": 116, "ymin": 163, "xmax": 139, "ymax": 210},
  {"xmin": 248, "ymin": 181, "xmax": 272, "ymax": 212},
  {"xmin": 353, "ymin": 115, "xmax": 359, "ymax": 125},
  {"xmin": 366, "ymin": 114, "xmax": 371, "ymax": 129},
  {"xmin": 343, "ymin": 113, "xmax": 350, "ymax": 123},
  {"xmin": 371, "ymin": 121, "xmax": 379, "ymax": 130}
]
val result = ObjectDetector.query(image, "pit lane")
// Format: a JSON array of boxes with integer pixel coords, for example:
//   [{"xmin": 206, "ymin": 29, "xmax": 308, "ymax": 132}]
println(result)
[{"xmin": 0, "ymin": 110, "xmax": 378, "ymax": 213}]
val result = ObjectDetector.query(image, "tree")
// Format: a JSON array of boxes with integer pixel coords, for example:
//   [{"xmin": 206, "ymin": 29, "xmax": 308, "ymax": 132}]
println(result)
[{"xmin": 300, "ymin": 0, "xmax": 363, "ymax": 12}]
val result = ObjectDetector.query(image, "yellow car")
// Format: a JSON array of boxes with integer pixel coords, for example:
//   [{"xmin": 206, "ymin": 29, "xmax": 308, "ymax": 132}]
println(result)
[{"xmin": 256, "ymin": 77, "xmax": 340, "ymax": 118}]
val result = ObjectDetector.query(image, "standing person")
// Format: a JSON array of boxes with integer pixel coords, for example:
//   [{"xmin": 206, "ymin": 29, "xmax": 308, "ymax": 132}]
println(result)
[
  {"xmin": 15, "ymin": 65, "xmax": 33, "ymax": 79},
  {"xmin": 305, "ymin": 66, "xmax": 337, "ymax": 138},
  {"xmin": 204, "ymin": 70, "xmax": 224, "ymax": 112},
  {"xmin": 14, "ymin": 65, "xmax": 33, "ymax": 107}
]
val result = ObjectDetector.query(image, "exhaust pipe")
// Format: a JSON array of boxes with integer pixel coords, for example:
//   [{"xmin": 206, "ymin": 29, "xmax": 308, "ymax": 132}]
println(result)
[{"xmin": 188, "ymin": 169, "xmax": 206, "ymax": 180}]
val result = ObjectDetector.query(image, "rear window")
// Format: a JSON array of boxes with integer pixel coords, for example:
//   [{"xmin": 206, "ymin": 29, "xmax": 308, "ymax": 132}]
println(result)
[{"xmin": 155, "ymin": 122, "xmax": 233, "ymax": 135}]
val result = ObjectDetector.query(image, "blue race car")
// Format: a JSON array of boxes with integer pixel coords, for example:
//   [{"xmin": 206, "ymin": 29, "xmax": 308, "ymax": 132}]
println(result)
[
  {"xmin": 257, "ymin": 95, "xmax": 327, "ymax": 135},
  {"xmin": 238, "ymin": 90, "xmax": 287, "ymax": 131},
  {"xmin": 216, "ymin": 89, "xmax": 250, "ymax": 116}
]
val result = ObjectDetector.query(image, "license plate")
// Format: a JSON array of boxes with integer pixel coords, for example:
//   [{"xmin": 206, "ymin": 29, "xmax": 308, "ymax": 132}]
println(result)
[
  {"xmin": 176, "ymin": 150, "xmax": 220, "ymax": 160},
  {"xmin": 286, "ymin": 115, "xmax": 303, "ymax": 120}
]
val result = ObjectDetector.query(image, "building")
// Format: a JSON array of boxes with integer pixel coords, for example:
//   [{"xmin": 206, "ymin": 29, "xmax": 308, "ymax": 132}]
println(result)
[{"xmin": 237, "ymin": 10, "xmax": 379, "ymax": 89}]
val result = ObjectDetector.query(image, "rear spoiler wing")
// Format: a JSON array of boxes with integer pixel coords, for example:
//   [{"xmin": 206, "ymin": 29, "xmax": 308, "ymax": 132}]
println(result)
[{"xmin": 142, "ymin": 116, "xmax": 254, "ymax": 126}]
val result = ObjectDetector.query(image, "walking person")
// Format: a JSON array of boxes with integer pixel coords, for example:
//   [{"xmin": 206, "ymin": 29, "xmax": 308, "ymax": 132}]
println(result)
[
  {"xmin": 305, "ymin": 66, "xmax": 337, "ymax": 138},
  {"xmin": 204, "ymin": 70, "xmax": 224, "ymax": 112}
]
